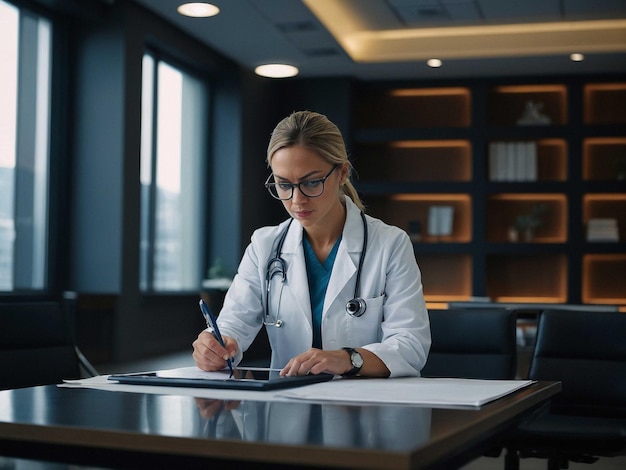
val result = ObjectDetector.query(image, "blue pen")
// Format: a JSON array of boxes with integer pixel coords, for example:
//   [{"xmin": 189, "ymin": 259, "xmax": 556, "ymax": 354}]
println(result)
[{"xmin": 199, "ymin": 299, "xmax": 234, "ymax": 377}]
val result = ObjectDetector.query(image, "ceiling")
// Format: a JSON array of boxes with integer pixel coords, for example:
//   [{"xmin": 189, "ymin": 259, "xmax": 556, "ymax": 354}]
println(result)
[{"xmin": 132, "ymin": 0, "xmax": 626, "ymax": 81}]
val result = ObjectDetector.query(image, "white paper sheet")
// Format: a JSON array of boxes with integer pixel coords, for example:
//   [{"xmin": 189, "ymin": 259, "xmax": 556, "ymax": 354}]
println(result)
[
  {"xmin": 61, "ymin": 369, "xmax": 534, "ymax": 409},
  {"xmin": 276, "ymin": 377, "xmax": 535, "ymax": 408}
]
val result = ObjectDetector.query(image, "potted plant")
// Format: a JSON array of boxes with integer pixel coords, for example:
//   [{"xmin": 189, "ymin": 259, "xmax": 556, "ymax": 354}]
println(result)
[{"xmin": 514, "ymin": 204, "xmax": 547, "ymax": 242}]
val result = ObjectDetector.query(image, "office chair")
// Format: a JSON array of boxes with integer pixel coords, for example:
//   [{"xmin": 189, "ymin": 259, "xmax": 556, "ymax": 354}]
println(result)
[
  {"xmin": 506, "ymin": 309, "xmax": 626, "ymax": 470},
  {"xmin": 0, "ymin": 294, "xmax": 98, "ymax": 390},
  {"xmin": 421, "ymin": 308, "xmax": 518, "ymax": 380}
]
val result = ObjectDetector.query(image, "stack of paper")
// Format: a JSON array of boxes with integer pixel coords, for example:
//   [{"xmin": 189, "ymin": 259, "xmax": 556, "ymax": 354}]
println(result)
[
  {"xmin": 278, "ymin": 377, "xmax": 535, "ymax": 409},
  {"xmin": 587, "ymin": 218, "xmax": 619, "ymax": 242},
  {"xmin": 62, "ymin": 373, "xmax": 536, "ymax": 409}
]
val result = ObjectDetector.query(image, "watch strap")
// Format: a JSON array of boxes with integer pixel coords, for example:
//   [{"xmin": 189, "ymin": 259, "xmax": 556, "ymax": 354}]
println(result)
[{"xmin": 342, "ymin": 347, "xmax": 363, "ymax": 377}]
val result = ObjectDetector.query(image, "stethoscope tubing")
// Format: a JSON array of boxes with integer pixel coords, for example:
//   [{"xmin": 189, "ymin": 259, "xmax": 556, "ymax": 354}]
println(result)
[{"xmin": 264, "ymin": 212, "xmax": 368, "ymax": 327}]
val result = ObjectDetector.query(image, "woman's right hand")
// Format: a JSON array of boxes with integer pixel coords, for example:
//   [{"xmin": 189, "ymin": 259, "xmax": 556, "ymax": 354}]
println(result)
[{"xmin": 192, "ymin": 330, "xmax": 238, "ymax": 371}]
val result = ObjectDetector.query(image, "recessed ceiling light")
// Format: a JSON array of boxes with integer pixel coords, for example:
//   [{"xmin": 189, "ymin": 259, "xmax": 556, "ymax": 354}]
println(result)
[
  {"xmin": 177, "ymin": 3, "xmax": 220, "ymax": 18},
  {"xmin": 427, "ymin": 58, "xmax": 442, "ymax": 68},
  {"xmin": 570, "ymin": 53, "xmax": 585, "ymax": 62},
  {"xmin": 255, "ymin": 64, "xmax": 299, "ymax": 78}
]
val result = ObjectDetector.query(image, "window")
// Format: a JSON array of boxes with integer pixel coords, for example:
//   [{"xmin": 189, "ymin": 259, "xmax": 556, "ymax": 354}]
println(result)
[
  {"xmin": 0, "ymin": 1, "xmax": 52, "ymax": 291},
  {"xmin": 140, "ymin": 53, "xmax": 208, "ymax": 292}
]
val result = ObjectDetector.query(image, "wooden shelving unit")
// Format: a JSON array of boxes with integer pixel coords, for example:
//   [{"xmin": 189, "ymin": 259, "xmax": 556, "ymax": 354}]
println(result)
[{"xmin": 352, "ymin": 77, "xmax": 626, "ymax": 309}]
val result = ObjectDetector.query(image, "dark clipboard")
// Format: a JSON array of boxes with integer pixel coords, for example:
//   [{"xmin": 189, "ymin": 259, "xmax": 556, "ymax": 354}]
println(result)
[{"xmin": 108, "ymin": 367, "xmax": 334, "ymax": 391}]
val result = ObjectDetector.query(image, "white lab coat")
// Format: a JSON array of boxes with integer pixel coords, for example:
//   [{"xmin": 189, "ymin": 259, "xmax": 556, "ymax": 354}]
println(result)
[{"xmin": 217, "ymin": 197, "xmax": 431, "ymax": 377}]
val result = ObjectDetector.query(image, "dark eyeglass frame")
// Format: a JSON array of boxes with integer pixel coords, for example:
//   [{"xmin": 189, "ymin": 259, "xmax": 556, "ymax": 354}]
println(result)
[{"xmin": 264, "ymin": 165, "xmax": 339, "ymax": 200}]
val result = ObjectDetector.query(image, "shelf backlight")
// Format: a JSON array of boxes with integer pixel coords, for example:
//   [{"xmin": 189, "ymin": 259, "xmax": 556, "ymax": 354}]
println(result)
[
  {"xmin": 391, "ymin": 194, "xmax": 472, "ymax": 203},
  {"xmin": 390, "ymin": 88, "xmax": 469, "ymax": 97},
  {"xmin": 425, "ymin": 295, "xmax": 471, "ymax": 302},
  {"xmin": 489, "ymin": 194, "xmax": 566, "ymax": 202},
  {"xmin": 584, "ymin": 194, "xmax": 626, "ymax": 202},
  {"xmin": 585, "ymin": 83, "xmax": 626, "ymax": 92},
  {"xmin": 494, "ymin": 296, "xmax": 567, "ymax": 303},
  {"xmin": 493, "ymin": 85, "xmax": 567, "ymax": 94},
  {"xmin": 390, "ymin": 140, "xmax": 470, "ymax": 149},
  {"xmin": 584, "ymin": 137, "xmax": 626, "ymax": 146}
]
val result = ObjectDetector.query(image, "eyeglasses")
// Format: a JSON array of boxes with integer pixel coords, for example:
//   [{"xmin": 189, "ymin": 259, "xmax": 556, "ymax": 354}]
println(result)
[{"xmin": 264, "ymin": 165, "xmax": 338, "ymax": 201}]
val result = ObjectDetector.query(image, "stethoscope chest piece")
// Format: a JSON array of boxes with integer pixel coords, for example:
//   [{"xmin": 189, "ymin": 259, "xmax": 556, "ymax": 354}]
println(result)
[{"xmin": 345, "ymin": 297, "xmax": 367, "ymax": 317}]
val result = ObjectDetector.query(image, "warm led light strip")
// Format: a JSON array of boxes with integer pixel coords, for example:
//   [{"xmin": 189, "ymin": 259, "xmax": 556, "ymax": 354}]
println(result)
[
  {"xmin": 494, "ymin": 85, "xmax": 567, "ymax": 94},
  {"xmin": 391, "ymin": 194, "xmax": 471, "ymax": 202},
  {"xmin": 390, "ymin": 140, "xmax": 470, "ymax": 149},
  {"xmin": 390, "ymin": 87, "xmax": 469, "ymax": 96},
  {"xmin": 304, "ymin": 0, "xmax": 626, "ymax": 62}
]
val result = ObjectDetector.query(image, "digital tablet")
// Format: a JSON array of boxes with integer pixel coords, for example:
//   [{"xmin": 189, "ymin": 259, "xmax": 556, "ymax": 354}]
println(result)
[{"xmin": 108, "ymin": 367, "xmax": 334, "ymax": 391}]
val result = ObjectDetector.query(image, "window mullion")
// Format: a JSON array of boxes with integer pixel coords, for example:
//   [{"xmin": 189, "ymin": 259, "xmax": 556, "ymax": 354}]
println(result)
[
  {"xmin": 145, "ymin": 63, "xmax": 160, "ymax": 292},
  {"xmin": 13, "ymin": 11, "xmax": 42, "ymax": 289}
]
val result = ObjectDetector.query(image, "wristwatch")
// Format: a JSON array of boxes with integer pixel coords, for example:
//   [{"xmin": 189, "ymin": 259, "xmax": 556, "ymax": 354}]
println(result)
[{"xmin": 342, "ymin": 347, "xmax": 364, "ymax": 376}]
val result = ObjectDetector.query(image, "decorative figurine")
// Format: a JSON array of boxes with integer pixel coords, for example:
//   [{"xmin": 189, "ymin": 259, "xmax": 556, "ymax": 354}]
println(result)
[{"xmin": 517, "ymin": 100, "xmax": 551, "ymax": 126}]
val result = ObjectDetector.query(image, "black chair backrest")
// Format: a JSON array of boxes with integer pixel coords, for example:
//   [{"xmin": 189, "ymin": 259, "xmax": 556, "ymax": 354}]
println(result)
[
  {"xmin": 421, "ymin": 308, "xmax": 518, "ymax": 380},
  {"xmin": 529, "ymin": 309, "xmax": 626, "ymax": 414},
  {"xmin": 0, "ymin": 301, "xmax": 81, "ymax": 389}
]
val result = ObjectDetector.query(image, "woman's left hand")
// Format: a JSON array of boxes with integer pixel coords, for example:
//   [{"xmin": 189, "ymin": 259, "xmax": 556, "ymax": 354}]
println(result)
[
  {"xmin": 280, "ymin": 348, "xmax": 350, "ymax": 376},
  {"xmin": 280, "ymin": 347, "xmax": 390, "ymax": 378}
]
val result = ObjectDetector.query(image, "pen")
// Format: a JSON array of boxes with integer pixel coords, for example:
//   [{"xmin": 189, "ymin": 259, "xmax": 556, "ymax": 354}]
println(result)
[{"xmin": 199, "ymin": 299, "xmax": 234, "ymax": 377}]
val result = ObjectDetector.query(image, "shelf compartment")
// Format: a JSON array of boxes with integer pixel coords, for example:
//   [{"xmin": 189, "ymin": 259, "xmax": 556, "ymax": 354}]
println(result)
[
  {"xmin": 487, "ymin": 139, "xmax": 567, "ymax": 182},
  {"xmin": 583, "ymin": 137, "xmax": 626, "ymax": 181},
  {"xmin": 356, "ymin": 140, "xmax": 471, "ymax": 182},
  {"xmin": 366, "ymin": 194, "xmax": 472, "ymax": 243},
  {"xmin": 583, "ymin": 194, "xmax": 626, "ymax": 243},
  {"xmin": 354, "ymin": 87, "xmax": 471, "ymax": 129},
  {"xmin": 536, "ymin": 139, "xmax": 568, "ymax": 181},
  {"xmin": 486, "ymin": 193, "xmax": 568, "ymax": 243},
  {"xmin": 488, "ymin": 84, "xmax": 567, "ymax": 126},
  {"xmin": 583, "ymin": 254, "xmax": 626, "ymax": 305},
  {"xmin": 417, "ymin": 253, "xmax": 472, "ymax": 302},
  {"xmin": 486, "ymin": 253, "xmax": 568, "ymax": 303},
  {"xmin": 584, "ymin": 83, "xmax": 626, "ymax": 124}
]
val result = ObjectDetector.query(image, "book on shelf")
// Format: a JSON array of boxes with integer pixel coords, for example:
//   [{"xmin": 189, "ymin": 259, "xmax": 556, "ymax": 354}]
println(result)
[
  {"xmin": 586, "ymin": 218, "xmax": 619, "ymax": 242},
  {"xmin": 427, "ymin": 206, "xmax": 454, "ymax": 237},
  {"xmin": 489, "ymin": 141, "xmax": 537, "ymax": 181}
]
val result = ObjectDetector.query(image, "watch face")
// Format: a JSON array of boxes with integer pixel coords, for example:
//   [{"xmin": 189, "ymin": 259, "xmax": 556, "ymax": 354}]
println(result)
[{"xmin": 351, "ymin": 351, "xmax": 364, "ymax": 368}]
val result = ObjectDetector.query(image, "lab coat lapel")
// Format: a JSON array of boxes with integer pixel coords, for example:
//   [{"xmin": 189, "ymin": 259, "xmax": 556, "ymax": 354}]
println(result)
[
  {"xmin": 281, "ymin": 221, "xmax": 312, "ymax": 326},
  {"xmin": 323, "ymin": 201, "xmax": 362, "ymax": 314}
]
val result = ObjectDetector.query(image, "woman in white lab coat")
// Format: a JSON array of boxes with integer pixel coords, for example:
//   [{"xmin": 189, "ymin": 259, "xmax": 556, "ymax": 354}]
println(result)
[{"xmin": 193, "ymin": 111, "xmax": 431, "ymax": 378}]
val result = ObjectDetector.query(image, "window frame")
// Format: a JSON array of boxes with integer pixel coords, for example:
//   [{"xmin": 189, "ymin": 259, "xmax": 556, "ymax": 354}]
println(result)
[
  {"xmin": 0, "ymin": 0, "xmax": 68, "ymax": 298},
  {"xmin": 139, "ymin": 48, "xmax": 210, "ymax": 294}
]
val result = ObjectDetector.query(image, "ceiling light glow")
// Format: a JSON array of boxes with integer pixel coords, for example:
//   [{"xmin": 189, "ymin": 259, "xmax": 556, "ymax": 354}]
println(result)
[
  {"xmin": 255, "ymin": 64, "xmax": 299, "ymax": 78},
  {"xmin": 427, "ymin": 58, "xmax": 442, "ymax": 68},
  {"xmin": 177, "ymin": 3, "xmax": 220, "ymax": 18},
  {"xmin": 570, "ymin": 53, "xmax": 585, "ymax": 62}
]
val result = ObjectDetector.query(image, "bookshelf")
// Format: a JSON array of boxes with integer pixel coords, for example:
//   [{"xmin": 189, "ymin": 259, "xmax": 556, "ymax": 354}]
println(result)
[{"xmin": 352, "ymin": 77, "xmax": 626, "ymax": 310}]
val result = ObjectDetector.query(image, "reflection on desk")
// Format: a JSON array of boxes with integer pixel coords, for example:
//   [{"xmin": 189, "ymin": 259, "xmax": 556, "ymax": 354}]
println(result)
[
  {"xmin": 0, "ymin": 382, "xmax": 561, "ymax": 470},
  {"xmin": 190, "ymin": 398, "xmax": 431, "ymax": 448}
]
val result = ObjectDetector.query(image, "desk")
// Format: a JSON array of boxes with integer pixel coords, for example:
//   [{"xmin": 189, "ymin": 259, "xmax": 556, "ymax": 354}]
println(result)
[{"xmin": 0, "ymin": 381, "xmax": 560, "ymax": 470}]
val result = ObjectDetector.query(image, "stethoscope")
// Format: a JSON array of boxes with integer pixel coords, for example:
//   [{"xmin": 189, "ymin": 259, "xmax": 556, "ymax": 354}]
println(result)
[{"xmin": 264, "ymin": 211, "xmax": 369, "ymax": 328}]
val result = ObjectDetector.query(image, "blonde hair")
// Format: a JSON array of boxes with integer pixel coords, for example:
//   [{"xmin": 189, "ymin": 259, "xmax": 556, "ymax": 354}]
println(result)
[{"xmin": 266, "ymin": 111, "xmax": 364, "ymax": 211}]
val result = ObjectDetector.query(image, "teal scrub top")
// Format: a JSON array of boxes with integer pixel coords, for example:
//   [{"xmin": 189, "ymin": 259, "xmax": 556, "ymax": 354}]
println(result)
[{"xmin": 303, "ymin": 236, "xmax": 342, "ymax": 349}]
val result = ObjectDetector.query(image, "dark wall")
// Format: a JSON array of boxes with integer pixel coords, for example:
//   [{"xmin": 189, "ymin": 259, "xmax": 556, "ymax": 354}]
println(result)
[
  {"xmin": 234, "ymin": 77, "xmax": 356, "ymax": 259},
  {"xmin": 6, "ymin": 0, "xmax": 411, "ymax": 365},
  {"xmin": 64, "ymin": 1, "xmax": 278, "ymax": 362}
]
